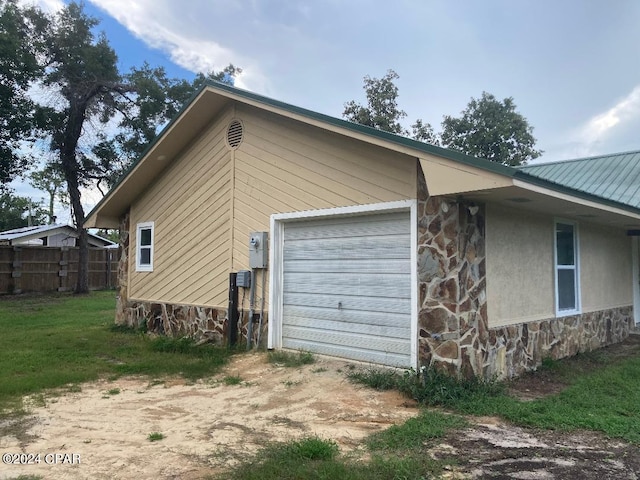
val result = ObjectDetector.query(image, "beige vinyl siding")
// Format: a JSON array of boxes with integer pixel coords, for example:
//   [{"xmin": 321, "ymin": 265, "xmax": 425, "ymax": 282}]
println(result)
[
  {"xmin": 231, "ymin": 105, "xmax": 416, "ymax": 304},
  {"xmin": 129, "ymin": 109, "xmax": 234, "ymax": 307},
  {"xmin": 486, "ymin": 203, "xmax": 555, "ymax": 327},
  {"xmin": 580, "ymin": 223, "xmax": 632, "ymax": 312}
]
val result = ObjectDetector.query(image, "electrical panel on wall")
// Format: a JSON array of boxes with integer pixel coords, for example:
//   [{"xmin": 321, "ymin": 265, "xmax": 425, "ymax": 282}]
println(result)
[
  {"xmin": 236, "ymin": 270, "xmax": 251, "ymax": 288},
  {"xmin": 249, "ymin": 232, "xmax": 268, "ymax": 269}
]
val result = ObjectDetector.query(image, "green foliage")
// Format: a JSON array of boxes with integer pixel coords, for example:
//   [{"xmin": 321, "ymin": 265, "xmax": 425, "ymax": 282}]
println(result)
[
  {"xmin": 147, "ymin": 432, "xmax": 164, "ymax": 442},
  {"xmin": 284, "ymin": 437, "xmax": 339, "ymax": 460},
  {"xmin": 29, "ymin": 166, "xmax": 68, "ymax": 224},
  {"xmin": 0, "ymin": 0, "xmax": 46, "ymax": 184},
  {"xmin": 349, "ymin": 355, "xmax": 640, "ymax": 445},
  {"xmin": 0, "ymin": 192, "xmax": 48, "ymax": 230},
  {"xmin": 343, "ymin": 70, "xmax": 437, "ymax": 144},
  {"xmin": 267, "ymin": 350, "xmax": 315, "ymax": 367},
  {"xmin": 226, "ymin": 425, "xmax": 457, "ymax": 480},
  {"xmin": 343, "ymin": 70, "xmax": 541, "ymax": 163},
  {"xmin": 348, "ymin": 367, "xmax": 503, "ymax": 408},
  {"xmin": 367, "ymin": 410, "xmax": 466, "ymax": 451},
  {"xmin": 0, "ymin": 291, "xmax": 232, "ymax": 411},
  {"xmin": 440, "ymin": 91, "xmax": 542, "ymax": 166},
  {"xmin": 223, "ymin": 375, "xmax": 242, "ymax": 385}
]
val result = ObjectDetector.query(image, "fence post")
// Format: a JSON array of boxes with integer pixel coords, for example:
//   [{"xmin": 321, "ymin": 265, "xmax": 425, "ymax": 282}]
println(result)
[
  {"xmin": 11, "ymin": 246, "xmax": 22, "ymax": 294},
  {"xmin": 58, "ymin": 247, "xmax": 69, "ymax": 292},
  {"xmin": 106, "ymin": 249, "xmax": 111, "ymax": 289}
]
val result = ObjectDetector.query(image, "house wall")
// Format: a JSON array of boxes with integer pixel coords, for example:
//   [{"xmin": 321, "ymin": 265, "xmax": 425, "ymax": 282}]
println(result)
[
  {"xmin": 230, "ymin": 105, "xmax": 416, "ymax": 298},
  {"xmin": 485, "ymin": 204, "xmax": 554, "ymax": 327},
  {"xmin": 417, "ymin": 169, "xmax": 634, "ymax": 379},
  {"xmin": 122, "ymin": 102, "xmax": 416, "ymax": 344},
  {"xmin": 485, "ymin": 204, "xmax": 633, "ymax": 327},
  {"xmin": 128, "ymin": 108, "xmax": 234, "ymax": 308},
  {"xmin": 580, "ymin": 222, "xmax": 632, "ymax": 312}
]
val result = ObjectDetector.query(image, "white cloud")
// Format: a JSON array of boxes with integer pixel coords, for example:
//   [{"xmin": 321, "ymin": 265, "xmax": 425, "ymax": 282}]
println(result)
[
  {"xmin": 16, "ymin": 0, "xmax": 64, "ymax": 12},
  {"xmin": 577, "ymin": 85, "xmax": 640, "ymax": 154},
  {"xmin": 87, "ymin": 0, "xmax": 268, "ymax": 92}
]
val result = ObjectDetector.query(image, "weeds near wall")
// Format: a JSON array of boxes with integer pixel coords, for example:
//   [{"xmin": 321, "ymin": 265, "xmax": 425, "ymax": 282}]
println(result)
[{"xmin": 347, "ymin": 366, "xmax": 504, "ymax": 409}]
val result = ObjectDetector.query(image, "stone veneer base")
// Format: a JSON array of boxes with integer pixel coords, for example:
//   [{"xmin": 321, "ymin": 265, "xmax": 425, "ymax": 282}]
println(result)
[
  {"xmin": 116, "ymin": 299, "xmax": 268, "ymax": 348},
  {"xmin": 421, "ymin": 305, "xmax": 633, "ymax": 379}
]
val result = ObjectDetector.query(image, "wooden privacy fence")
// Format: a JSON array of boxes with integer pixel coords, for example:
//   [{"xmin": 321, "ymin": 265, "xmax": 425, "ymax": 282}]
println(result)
[{"xmin": 0, "ymin": 246, "xmax": 118, "ymax": 294}]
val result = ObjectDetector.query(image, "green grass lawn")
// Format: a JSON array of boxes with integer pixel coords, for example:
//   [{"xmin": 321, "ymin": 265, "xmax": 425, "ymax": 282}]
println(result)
[
  {"xmin": 3, "ymin": 292, "xmax": 640, "ymax": 480},
  {"xmin": 0, "ymin": 291, "xmax": 232, "ymax": 412}
]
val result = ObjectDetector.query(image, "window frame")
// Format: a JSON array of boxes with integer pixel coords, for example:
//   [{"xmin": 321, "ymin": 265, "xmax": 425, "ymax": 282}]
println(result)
[
  {"xmin": 136, "ymin": 221, "xmax": 154, "ymax": 272},
  {"xmin": 554, "ymin": 219, "xmax": 580, "ymax": 316}
]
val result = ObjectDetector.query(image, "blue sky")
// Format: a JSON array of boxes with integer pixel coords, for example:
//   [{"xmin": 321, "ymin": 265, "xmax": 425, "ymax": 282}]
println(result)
[{"xmin": 14, "ymin": 0, "xmax": 640, "ymax": 221}]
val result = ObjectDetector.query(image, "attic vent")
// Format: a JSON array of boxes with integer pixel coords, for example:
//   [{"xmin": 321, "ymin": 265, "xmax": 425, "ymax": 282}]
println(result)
[{"xmin": 226, "ymin": 120, "xmax": 244, "ymax": 149}]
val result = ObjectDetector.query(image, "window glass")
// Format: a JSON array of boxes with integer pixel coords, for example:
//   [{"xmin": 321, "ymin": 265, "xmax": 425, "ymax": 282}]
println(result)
[
  {"xmin": 557, "ymin": 269, "xmax": 576, "ymax": 310},
  {"xmin": 556, "ymin": 223, "xmax": 574, "ymax": 266},
  {"xmin": 139, "ymin": 248, "xmax": 151, "ymax": 265},
  {"xmin": 140, "ymin": 228, "xmax": 152, "ymax": 247}
]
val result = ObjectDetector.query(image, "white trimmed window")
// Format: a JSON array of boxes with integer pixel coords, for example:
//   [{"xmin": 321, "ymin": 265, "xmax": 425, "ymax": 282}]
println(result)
[
  {"xmin": 136, "ymin": 222, "xmax": 154, "ymax": 272},
  {"xmin": 554, "ymin": 220, "xmax": 580, "ymax": 316}
]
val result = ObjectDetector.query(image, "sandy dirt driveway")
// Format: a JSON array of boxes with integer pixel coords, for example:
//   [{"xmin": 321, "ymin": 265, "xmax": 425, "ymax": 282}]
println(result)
[
  {"xmin": 2, "ymin": 348, "xmax": 640, "ymax": 480},
  {"xmin": 0, "ymin": 353, "xmax": 418, "ymax": 479}
]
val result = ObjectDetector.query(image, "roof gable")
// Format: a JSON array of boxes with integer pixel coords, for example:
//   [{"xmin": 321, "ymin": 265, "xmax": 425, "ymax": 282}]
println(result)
[{"xmin": 85, "ymin": 82, "xmax": 640, "ymax": 228}]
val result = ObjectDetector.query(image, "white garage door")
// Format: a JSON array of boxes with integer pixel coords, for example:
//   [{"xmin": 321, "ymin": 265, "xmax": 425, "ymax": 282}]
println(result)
[{"xmin": 281, "ymin": 211, "xmax": 412, "ymax": 367}]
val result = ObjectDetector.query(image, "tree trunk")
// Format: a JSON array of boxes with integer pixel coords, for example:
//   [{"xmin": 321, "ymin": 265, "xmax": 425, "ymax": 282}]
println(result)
[{"xmin": 59, "ymin": 98, "xmax": 90, "ymax": 294}]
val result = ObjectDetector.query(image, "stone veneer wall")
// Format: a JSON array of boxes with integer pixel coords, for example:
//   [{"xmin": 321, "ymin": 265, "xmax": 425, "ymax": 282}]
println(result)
[
  {"xmin": 114, "ymin": 211, "xmax": 266, "ymax": 347},
  {"xmin": 416, "ymin": 169, "xmax": 634, "ymax": 379}
]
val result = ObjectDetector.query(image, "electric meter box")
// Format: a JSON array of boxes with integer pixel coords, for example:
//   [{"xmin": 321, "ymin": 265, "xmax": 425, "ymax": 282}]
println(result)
[
  {"xmin": 249, "ymin": 232, "xmax": 268, "ymax": 269},
  {"xmin": 236, "ymin": 270, "xmax": 251, "ymax": 288}
]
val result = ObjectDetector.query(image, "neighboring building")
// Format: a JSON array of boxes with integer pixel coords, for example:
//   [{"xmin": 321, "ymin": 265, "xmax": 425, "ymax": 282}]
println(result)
[
  {"xmin": 85, "ymin": 82, "xmax": 640, "ymax": 379},
  {"xmin": 0, "ymin": 224, "xmax": 116, "ymax": 248}
]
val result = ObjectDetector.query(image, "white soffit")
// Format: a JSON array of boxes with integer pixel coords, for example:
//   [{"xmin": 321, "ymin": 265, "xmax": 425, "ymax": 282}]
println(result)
[{"xmin": 419, "ymin": 156, "xmax": 513, "ymax": 196}]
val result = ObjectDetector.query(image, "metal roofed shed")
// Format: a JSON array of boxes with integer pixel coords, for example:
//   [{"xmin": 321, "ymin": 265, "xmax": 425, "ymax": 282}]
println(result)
[{"xmin": 0, "ymin": 224, "xmax": 117, "ymax": 248}]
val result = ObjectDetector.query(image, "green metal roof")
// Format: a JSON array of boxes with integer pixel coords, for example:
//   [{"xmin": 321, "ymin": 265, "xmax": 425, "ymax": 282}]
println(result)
[{"xmin": 520, "ymin": 150, "xmax": 640, "ymax": 209}]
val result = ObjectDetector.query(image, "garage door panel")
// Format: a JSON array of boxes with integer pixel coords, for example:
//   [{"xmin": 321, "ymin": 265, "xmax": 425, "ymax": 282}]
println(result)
[
  {"xmin": 284, "ymin": 214, "xmax": 408, "ymax": 240},
  {"xmin": 284, "ymin": 258, "xmax": 410, "ymax": 274},
  {"xmin": 284, "ymin": 237, "xmax": 411, "ymax": 261},
  {"xmin": 284, "ymin": 273, "xmax": 410, "ymax": 298},
  {"xmin": 283, "ymin": 292, "xmax": 411, "ymax": 315},
  {"xmin": 283, "ymin": 325, "xmax": 410, "ymax": 354},
  {"xmin": 283, "ymin": 313, "xmax": 410, "ymax": 338},
  {"xmin": 281, "ymin": 210, "xmax": 412, "ymax": 367},
  {"xmin": 283, "ymin": 339, "xmax": 410, "ymax": 367}
]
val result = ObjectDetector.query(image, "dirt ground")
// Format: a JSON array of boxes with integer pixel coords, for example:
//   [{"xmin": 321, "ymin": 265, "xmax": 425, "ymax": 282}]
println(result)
[{"xmin": 2, "ymin": 338, "xmax": 640, "ymax": 479}]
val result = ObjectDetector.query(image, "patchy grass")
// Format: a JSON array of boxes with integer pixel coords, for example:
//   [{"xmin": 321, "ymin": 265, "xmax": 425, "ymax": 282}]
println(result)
[
  {"xmin": 348, "ymin": 345, "xmax": 640, "ymax": 444},
  {"xmin": 0, "ymin": 291, "xmax": 233, "ymax": 413},
  {"xmin": 147, "ymin": 432, "xmax": 164, "ymax": 442},
  {"xmin": 267, "ymin": 350, "xmax": 315, "ymax": 367},
  {"xmin": 224, "ymin": 415, "xmax": 462, "ymax": 480},
  {"xmin": 223, "ymin": 375, "xmax": 242, "ymax": 386}
]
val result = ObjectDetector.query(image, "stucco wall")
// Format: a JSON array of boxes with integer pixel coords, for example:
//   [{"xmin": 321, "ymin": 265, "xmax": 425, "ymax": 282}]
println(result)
[
  {"xmin": 485, "ymin": 204, "xmax": 554, "ymax": 327},
  {"xmin": 486, "ymin": 204, "xmax": 633, "ymax": 328},
  {"xmin": 580, "ymin": 222, "xmax": 632, "ymax": 312}
]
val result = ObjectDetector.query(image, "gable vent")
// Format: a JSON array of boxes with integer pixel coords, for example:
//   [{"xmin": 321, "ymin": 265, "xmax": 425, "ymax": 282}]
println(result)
[{"xmin": 226, "ymin": 120, "xmax": 244, "ymax": 149}]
